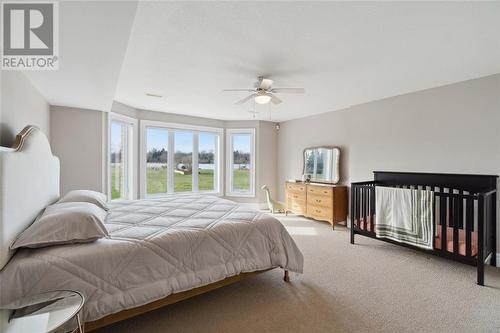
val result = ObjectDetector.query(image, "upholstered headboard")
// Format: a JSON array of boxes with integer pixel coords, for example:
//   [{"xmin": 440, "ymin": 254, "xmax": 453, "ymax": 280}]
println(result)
[{"xmin": 0, "ymin": 126, "xmax": 60, "ymax": 269}]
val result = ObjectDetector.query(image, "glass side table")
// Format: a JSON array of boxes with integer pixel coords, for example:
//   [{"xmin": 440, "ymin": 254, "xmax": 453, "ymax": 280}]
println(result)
[{"xmin": 0, "ymin": 290, "xmax": 85, "ymax": 333}]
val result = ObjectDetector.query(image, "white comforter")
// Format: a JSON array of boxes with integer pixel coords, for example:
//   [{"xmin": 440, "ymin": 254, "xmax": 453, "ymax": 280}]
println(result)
[{"xmin": 0, "ymin": 195, "xmax": 303, "ymax": 323}]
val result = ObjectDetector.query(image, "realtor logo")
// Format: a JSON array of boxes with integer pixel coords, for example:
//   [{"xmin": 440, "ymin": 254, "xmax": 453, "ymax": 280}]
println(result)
[{"xmin": 1, "ymin": 2, "xmax": 58, "ymax": 70}]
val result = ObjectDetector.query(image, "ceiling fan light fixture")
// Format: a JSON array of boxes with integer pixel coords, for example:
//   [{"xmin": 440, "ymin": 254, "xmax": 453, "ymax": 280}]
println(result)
[{"xmin": 254, "ymin": 93, "xmax": 271, "ymax": 104}]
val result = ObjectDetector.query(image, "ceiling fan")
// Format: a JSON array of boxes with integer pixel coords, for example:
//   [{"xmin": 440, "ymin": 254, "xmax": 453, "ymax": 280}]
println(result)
[{"xmin": 223, "ymin": 76, "xmax": 305, "ymax": 105}]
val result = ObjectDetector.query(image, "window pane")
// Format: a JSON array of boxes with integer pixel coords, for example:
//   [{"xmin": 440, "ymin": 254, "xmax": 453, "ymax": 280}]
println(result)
[
  {"xmin": 232, "ymin": 134, "xmax": 251, "ymax": 192},
  {"xmin": 110, "ymin": 121, "xmax": 127, "ymax": 199},
  {"xmin": 174, "ymin": 131, "xmax": 193, "ymax": 192},
  {"xmin": 199, "ymin": 133, "xmax": 216, "ymax": 191},
  {"xmin": 146, "ymin": 127, "xmax": 168, "ymax": 195}
]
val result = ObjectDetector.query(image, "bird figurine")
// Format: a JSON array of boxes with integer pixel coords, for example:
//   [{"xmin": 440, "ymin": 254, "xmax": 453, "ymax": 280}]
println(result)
[{"xmin": 261, "ymin": 185, "xmax": 285, "ymax": 213}]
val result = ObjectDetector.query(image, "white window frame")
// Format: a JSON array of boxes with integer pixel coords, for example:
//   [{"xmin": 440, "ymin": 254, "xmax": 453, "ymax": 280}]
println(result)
[
  {"xmin": 107, "ymin": 113, "xmax": 137, "ymax": 200},
  {"xmin": 140, "ymin": 120, "xmax": 223, "ymax": 198},
  {"xmin": 226, "ymin": 128, "xmax": 256, "ymax": 197}
]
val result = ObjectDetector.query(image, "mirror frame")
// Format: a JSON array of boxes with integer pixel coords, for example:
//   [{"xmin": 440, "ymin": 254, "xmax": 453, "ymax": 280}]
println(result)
[{"xmin": 302, "ymin": 146, "xmax": 341, "ymax": 184}]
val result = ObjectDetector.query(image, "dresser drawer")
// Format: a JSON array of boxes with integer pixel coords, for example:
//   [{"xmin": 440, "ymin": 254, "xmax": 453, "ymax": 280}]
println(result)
[
  {"xmin": 307, "ymin": 194, "xmax": 332, "ymax": 208},
  {"xmin": 307, "ymin": 185, "xmax": 333, "ymax": 197},
  {"xmin": 286, "ymin": 182, "xmax": 306, "ymax": 193},
  {"xmin": 287, "ymin": 191, "xmax": 306, "ymax": 202},
  {"xmin": 287, "ymin": 200, "xmax": 306, "ymax": 214},
  {"xmin": 307, "ymin": 205, "xmax": 333, "ymax": 220}
]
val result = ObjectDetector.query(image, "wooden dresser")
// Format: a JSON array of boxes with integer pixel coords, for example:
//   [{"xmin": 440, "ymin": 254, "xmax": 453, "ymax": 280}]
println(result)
[{"xmin": 285, "ymin": 181, "xmax": 348, "ymax": 229}]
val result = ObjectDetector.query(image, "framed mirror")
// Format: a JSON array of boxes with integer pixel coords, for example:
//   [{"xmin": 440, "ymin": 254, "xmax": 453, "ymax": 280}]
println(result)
[{"xmin": 303, "ymin": 146, "xmax": 340, "ymax": 184}]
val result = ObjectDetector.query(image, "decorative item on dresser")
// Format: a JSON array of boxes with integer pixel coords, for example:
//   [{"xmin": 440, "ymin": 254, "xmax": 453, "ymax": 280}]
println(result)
[{"xmin": 285, "ymin": 181, "xmax": 347, "ymax": 229}]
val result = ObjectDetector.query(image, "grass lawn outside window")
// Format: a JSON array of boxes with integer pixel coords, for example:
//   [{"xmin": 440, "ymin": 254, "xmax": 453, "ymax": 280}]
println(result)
[{"xmin": 111, "ymin": 168, "xmax": 250, "ymax": 199}]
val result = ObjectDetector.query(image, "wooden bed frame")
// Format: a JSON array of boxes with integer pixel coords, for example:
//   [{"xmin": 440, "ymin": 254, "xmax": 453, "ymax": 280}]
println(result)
[{"xmin": 86, "ymin": 268, "xmax": 290, "ymax": 331}]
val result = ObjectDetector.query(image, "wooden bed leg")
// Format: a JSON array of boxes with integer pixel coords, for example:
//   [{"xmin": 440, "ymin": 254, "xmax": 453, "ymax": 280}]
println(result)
[{"xmin": 283, "ymin": 270, "xmax": 290, "ymax": 282}]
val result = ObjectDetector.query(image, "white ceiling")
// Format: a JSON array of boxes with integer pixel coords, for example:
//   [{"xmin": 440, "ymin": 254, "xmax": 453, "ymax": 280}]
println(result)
[
  {"xmin": 23, "ymin": 1, "xmax": 138, "ymax": 112},
  {"xmin": 23, "ymin": 1, "xmax": 500, "ymax": 121}
]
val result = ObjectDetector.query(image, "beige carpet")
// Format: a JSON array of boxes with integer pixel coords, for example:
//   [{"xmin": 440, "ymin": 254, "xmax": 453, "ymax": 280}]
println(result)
[{"xmin": 95, "ymin": 214, "xmax": 500, "ymax": 333}]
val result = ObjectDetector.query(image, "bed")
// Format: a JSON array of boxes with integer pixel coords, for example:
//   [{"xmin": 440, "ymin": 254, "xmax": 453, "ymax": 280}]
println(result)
[{"xmin": 0, "ymin": 126, "xmax": 304, "ymax": 331}]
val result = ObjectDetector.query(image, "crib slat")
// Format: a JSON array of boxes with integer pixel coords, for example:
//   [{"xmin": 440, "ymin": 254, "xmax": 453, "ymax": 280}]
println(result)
[
  {"xmin": 491, "ymin": 192, "xmax": 497, "ymax": 267},
  {"xmin": 359, "ymin": 187, "xmax": 363, "ymax": 228},
  {"xmin": 432, "ymin": 187, "xmax": 436, "ymax": 244},
  {"xmin": 370, "ymin": 187, "xmax": 375, "ymax": 232},
  {"xmin": 440, "ymin": 196, "xmax": 447, "ymax": 252},
  {"xmin": 458, "ymin": 190, "xmax": 464, "ymax": 230},
  {"xmin": 361, "ymin": 188, "xmax": 368, "ymax": 231},
  {"xmin": 356, "ymin": 187, "xmax": 361, "ymax": 229},
  {"xmin": 367, "ymin": 188, "xmax": 371, "ymax": 231},
  {"xmin": 465, "ymin": 197, "xmax": 473, "ymax": 258},
  {"xmin": 452, "ymin": 195, "xmax": 459, "ymax": 255},
  {"xmin": 477, "ymin": 196, "xmax": 485, "ymax": 285},
  {"xmin": 354, "ymin": 187, "xmax": 358, "ymax": 228},
  {"xmin": 434, "ymin": 187, "xmax": 440, "ymax": 244},
  {"xmin": 363, "ymin": 188, "xmax": 368, "ymax": 230},
  {"xmin": 351, "ymin": 186, "xmax": 356, "ymax": 228}
]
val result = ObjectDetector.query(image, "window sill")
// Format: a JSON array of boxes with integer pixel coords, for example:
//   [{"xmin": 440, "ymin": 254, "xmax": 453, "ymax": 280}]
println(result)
[
  {"xmin": 225, "ymin": 192, "xmax": 256, "ymax": 198},
  {"xmin": 143, "ymin": 191, "xmax": 223, "ymax": 199}
]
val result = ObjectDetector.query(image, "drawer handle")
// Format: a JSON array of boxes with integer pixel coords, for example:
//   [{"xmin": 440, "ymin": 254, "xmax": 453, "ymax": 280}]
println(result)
[
  {"xmin": 299, "ymin": 187, "xmax": 304, "ymax": 191},
  {"xmin": 315, "ymin": 209, "xmax": 321, "ymax": 213},
  {"xmin": 323, "ymin": 191, "xmax": 328, "ymax": 194},
  {"xmin": 293, "ymin": 195, "xmax": 299, "ymax": 198},
  {"xmin": 315, "ymin": 199, "xmax": 322, "ymax": 203}
]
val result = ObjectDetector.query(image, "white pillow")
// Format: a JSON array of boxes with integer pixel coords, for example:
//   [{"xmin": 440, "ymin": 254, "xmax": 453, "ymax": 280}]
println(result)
[
  {"xmin": 11, "ymin": 202, "xmax": 109, "ymax": 249},
  {"xmin": 58, "ymin": 190, "xmax": 109, "ymax": 211}
]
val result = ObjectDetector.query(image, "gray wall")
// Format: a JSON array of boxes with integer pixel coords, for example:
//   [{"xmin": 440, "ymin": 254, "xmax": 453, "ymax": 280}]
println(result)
[
  {"xmin": 50, "ymin": 106, "xmax": 105, "ymax": 195},
  {"xmin": 277, "ymin": 74, "xmax": 500, "ymax": 247},
  {"xmin": 257, "ymin": 121, "xmax": 278, "ymax": 205},
  {"xmin": 0, "ymin": 72, "xmax": 50, "ymax": 147}
]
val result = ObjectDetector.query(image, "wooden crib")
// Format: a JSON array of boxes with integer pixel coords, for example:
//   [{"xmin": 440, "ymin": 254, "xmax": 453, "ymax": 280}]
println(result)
[{"xmin": 350, "ymin": 171, "xmax": 497, "ymax": 285}]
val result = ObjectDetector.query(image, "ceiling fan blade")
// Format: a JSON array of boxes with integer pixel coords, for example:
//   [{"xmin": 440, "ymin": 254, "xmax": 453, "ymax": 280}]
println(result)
[
  {"xmin": 259, "ymin": 78, "xmax": 273, "ymax": 90},
  {"xmin": 235, "ymin": 93, "xmax": 256, "ymax": 105},
  {"xmin": 270, "ymin": 94, "xmax": 282, "ymax": 104},
  {"xmin": 270, "ymin": 88, "xmax": 305, "ymax": 94},
  {"xmin": 223, "ymin": 89, "xmax": 255, "ymax": 92}
]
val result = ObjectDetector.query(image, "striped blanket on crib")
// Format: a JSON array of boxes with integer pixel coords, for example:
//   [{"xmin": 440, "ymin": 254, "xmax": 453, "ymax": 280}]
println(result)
[{"xmin": 375, "ymin": 186, "xmax": 434, "ymax": 250}]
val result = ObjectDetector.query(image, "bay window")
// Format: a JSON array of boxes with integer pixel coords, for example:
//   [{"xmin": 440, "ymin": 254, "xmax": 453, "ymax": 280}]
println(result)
[
  {"xmin": 174, "ymin": 131, "xmax": 193, "ymax": 192},
  {"xmin": 198, "ymin": 133, "xmax": 217, "ymax": 192},
  {"xmin": 109, "ymin": 114, "xmax": 136, "ymax": 200},
  {"xmin": 226, "ymin": 128, "xmax": 255, "ymax": 197},
  {"xmin": 140, "ymin": 121, "xmax": 222, "ymax": 197},
  {"xmin": 145, "ymin": 127, "xmax": 168, "ymax": 195}
]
